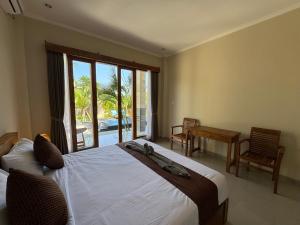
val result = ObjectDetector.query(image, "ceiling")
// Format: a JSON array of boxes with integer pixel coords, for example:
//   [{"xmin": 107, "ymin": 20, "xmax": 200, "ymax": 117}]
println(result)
[{"xmin": 23, "ymin": 0, "xmax": 300, "ymax": 56}]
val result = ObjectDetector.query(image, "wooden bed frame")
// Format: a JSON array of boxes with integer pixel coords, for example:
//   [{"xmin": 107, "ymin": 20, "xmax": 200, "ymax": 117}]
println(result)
[
  {"xmin": 0, "ymin": 132, "xmax": 18, "ymax": 157},
  {"xmin": 206, "ymin": 199, "xmax": 228, "ymax": 225},
  {"xmin": 0, "ymin": 132, "xmax": 228, "ymax": 225}
]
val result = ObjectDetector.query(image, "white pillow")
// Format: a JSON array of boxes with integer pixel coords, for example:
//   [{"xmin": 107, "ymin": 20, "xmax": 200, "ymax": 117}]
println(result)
[
  {"xmin": 0, "ymin": 169, "xmax": 9, "ymax": 225},
  {"xmin": 1, "ymin": 138, "xmax": 44, "ymax": 175},
  {"xmin": 9, "ymin": 138, "xmax": 33, "ymax": 153}
]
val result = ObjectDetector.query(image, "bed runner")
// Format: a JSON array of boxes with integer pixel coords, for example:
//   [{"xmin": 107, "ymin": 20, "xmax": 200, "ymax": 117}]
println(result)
[{"xmin": 117, "ymin": 142, "xmax": 218, "ymax": 225}]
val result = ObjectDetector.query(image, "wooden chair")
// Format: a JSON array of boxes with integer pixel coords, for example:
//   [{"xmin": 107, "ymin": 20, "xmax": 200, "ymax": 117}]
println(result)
[
  {"xmin": 170, "ymin": 118, "xmax": 199, "ymax": 154},
  {"xmin": 76, "ymin": 127, "xmax": 87, "ymax": 148},
  {"xmin": 235, "ymin": 127, "xmax": 285, "ymax": 193}
]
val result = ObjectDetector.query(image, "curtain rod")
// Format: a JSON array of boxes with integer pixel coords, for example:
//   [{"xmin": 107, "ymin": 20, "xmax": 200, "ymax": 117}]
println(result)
[{"xmin": 45, "ymin": 41, "xmax": 160, "ymax": 73}]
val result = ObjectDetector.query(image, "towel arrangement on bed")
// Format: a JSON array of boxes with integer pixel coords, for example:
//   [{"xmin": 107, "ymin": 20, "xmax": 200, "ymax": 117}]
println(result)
[{"xmin": 124, "ymin": 141, "xmax": 191, "ymax": 178}]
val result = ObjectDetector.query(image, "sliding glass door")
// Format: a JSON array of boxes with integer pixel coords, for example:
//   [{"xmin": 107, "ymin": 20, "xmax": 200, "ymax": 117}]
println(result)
[
  {"xmin": 119, "ymin": 68, "xmax": 135, "ymax": 142},
  {"xmin": 68, "ymin": 57, "xmax": 150, "ymax": 150},
  {"xmin": 96, "ymin": 63, "xmax": 119, "ymax": 147},
  {"xmin": 68, "ymin": 58, "xmax": 98, "ymax": 150},
  {"xmin": 136, "ymin": 70, "xmax": 151, "ymax": 137}
]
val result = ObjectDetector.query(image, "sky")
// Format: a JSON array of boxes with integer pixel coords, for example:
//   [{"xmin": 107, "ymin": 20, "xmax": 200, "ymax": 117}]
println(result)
[
  {"xmin": 73, "ymin": 60, "xmax": 116, "ymax": 87},
  {"xmin": 73, "ymin": 60, "xmax": 132, "ymax": 87}
]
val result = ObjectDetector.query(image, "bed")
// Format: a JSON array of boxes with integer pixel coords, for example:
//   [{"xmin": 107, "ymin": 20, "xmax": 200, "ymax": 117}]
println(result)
[{"xmin": 0, "ymin": 133, "xmax": 229, "ymax": 225}]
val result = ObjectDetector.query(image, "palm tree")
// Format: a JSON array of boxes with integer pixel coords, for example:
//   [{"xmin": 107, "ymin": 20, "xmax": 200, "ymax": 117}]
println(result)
[
  {"xmin": 74, "ymin": 76, "xmax": 92, "ymax": 122},
  {"xmin": 74, "ymin": 69, "xmax": 133, "ymax": 132},
  {"xmin": 97, "ymin": 73, "xmax": 118, "ymax": 118},
  {"xmin": 120, "ymin": 74, "xmax": 132, "ymax": 131},
  {"xmin": 97, "ymin": 70, "xmax": 132, "ymax": 130}
]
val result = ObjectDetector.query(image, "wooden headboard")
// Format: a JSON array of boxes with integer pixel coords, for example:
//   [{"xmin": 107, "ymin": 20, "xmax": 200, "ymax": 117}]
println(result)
[{"xmin": 0, "ymin": 132, "xmax": 19, "ymax": 158}]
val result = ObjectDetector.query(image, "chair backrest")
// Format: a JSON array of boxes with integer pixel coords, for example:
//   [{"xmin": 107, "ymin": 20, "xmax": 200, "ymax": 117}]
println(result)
[
  {"xmin": 249, "ymin": 127, "xmax": 281, "ymax": 158},
  {"xmin": 183, "ymin": 118, "xmax": 200, "ymax": 133}
]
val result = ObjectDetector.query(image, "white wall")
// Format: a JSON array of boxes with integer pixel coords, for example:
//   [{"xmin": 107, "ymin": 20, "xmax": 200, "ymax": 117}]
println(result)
[
  {"xmin": 0, "ymin": 11, "xmax": 31, "ymax": 137},
  {"xmin": 165, "ymin": 8, "xmax": 300, "ymax": 180},
  {"xmin": 0, "ymin": 11, "xmax": 18, "ymax": 135}
]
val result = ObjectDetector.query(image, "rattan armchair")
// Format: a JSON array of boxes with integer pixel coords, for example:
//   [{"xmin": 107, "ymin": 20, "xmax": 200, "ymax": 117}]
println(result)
[
  {"xmin": 235, "ymin": 127, "xmax": 285, "ymax": 193},
  {"xmin": 170, "ymin": 118, "xmax": 199, "ymax": 153}
]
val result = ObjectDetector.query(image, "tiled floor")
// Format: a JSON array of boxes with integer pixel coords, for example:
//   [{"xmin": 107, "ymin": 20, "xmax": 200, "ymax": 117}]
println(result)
[
  {"xmin": 80, "ymin": 128, "xmax": 133, "ymax": 148},
  {"xmin": 156, "ymin": 139, "xmax": 300, "ymax": 225}
]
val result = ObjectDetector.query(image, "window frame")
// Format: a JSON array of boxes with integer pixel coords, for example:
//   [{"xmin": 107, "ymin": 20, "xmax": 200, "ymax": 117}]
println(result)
[
  {"xmin": 68, "ymin": 56, "xmax": 99, "ymax": 151},
  {"xmin": 68, "ymin": 56, "xmax": 151, "ymax": 150}
]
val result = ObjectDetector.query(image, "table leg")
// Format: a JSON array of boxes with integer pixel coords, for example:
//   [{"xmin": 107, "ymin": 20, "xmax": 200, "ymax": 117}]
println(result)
[
  {"xmin": 232, "ymin": 142, "xmax": 238, "ymax": 164},
  {"xmin": 203, "ymin": 138, "xmax": 207, "ymax": 153},
  {"xmin": 198, "ymin": 137, "xmax": 201, "ymax": 151},
  {"xmin": 189, "ymin": 136, "xmax": 194, "ymax": 157},
  {"xmin": 185, "ymin": 138, "xmax": 189, "ymax": 156},
  {"xmin": 226, "ymin": 142, "xmax": 232, "ymax": 173}
]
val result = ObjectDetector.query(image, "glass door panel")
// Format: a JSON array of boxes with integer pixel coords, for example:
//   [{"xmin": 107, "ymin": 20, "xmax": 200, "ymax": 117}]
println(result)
[
  {"xmin": 71, "ymin": 60, "xmax": 95, "ymax": 149},
  {"xmin": 68, "ymin": 58, "xmax": 145, "ymax": 148},
  {"xmin": 96, "ymin": 63, "xmax": 119, "ymax": 147},
  {"xmin": 136, "ymin": 70, "xmax": 151, "ymax": 137},
  {"xmin": 120, "ymin": 68, "xmax": 134, "ymax": 142}
]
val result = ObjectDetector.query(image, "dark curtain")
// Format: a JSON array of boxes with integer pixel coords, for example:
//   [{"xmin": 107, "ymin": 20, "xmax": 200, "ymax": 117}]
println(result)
[
  {"xmin": 47, "ymin": 51, "xmax": 68, "ymax": 154},
  {"xmin": 150, "ymin": 71, "xmax": 159, "ymax": 142}
]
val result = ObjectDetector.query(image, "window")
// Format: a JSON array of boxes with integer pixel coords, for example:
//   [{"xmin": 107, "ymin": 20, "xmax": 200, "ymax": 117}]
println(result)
[
  {"xmin": 67, "ymin": 57, "xmax": 153, "ymax": 150},
  {"xmin": 136, "ymin": 70, "xmax": 151, "ymax": 137},
  {"xmin": 69, "ymin": 59, "xmax": 97, "ymax": 150},
  {"xmin": 96, "ymin": 63, "xmax": 119, "ymax": 147}
]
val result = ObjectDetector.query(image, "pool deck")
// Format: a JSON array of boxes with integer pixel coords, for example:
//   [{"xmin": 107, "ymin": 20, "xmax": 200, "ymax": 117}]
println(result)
[{"xmin": 79, "ymin": 128, "xmax": 133, "ymax": 148}]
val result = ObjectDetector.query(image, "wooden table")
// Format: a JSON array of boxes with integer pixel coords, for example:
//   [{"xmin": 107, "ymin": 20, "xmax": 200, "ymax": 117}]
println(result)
[{"xmin": 187, "ymin": 126, "xmax": 240, "ymax": 173}]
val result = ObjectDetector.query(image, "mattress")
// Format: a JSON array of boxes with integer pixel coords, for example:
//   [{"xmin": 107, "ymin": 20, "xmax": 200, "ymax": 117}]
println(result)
[{"xmin": 48, "ymin": 139, "xmax": 228, "ymax": 225}]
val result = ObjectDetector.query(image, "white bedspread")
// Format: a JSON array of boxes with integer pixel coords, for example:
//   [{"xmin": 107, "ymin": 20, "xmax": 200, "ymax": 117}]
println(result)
[{"xmin": 48, "ymin": 139, "xmax": 228, "ymax": 225}]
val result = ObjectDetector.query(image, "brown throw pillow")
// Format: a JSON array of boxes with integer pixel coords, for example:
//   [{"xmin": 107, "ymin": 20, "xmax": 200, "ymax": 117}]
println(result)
[
  {"xmin": 6, "ymin": 169, "xmax": 68, "ymax": 225},
  {"xmin": 34, "ymin": 134, "xmax": 64, "ymax": 169}
]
